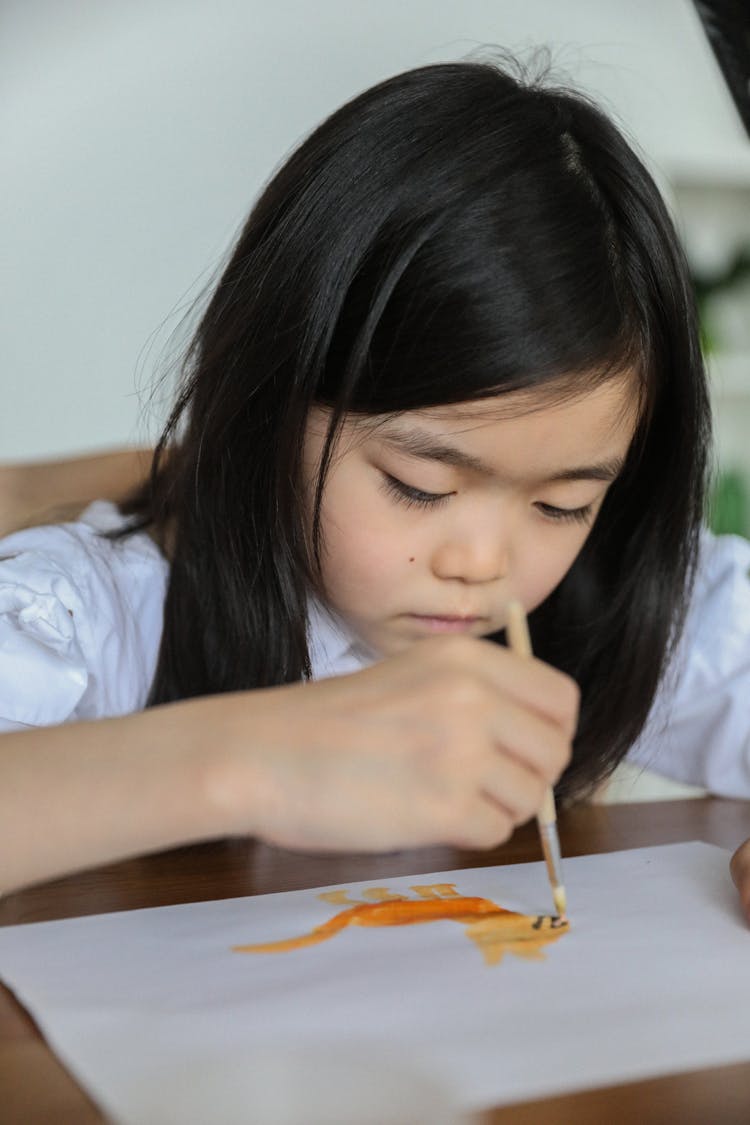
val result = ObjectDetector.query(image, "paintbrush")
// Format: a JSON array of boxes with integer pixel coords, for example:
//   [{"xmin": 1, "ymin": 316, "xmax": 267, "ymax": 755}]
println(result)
[{"xmin": 506, "ymin": 600, "xmax": 568, "ymax": 921}]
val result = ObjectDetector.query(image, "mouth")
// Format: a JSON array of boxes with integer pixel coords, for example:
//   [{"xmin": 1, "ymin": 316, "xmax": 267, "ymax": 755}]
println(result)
[{"xmin": 407, "ymin": 614, "xmax": 486, "ymax": 634}]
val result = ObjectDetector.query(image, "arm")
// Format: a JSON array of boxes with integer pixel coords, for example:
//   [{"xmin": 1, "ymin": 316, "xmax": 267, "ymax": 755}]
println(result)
[
  {"xmin": 1, "ymin": 637, "xmax": 577, "ymax": 895},
  {"xmin": 0, "ymin": 449, "xmax": 152, "ymax": 536},
  {"xmin": 2, "ymin": 697, "xmax": 230, "ymax": 892},
  {"xmin": 731, "ymin": 840, "xmax": 750, "ymax": 924}
]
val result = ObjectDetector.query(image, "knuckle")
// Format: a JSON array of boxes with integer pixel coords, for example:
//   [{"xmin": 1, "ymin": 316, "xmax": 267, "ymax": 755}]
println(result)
[
  {"xmin": 446, "ymin": 793, "xmax": 513, "ymax": 850},
  {"xmin": 546, "ymin": 732, "xmax": 572, "ymax": 781},
  {"xmin": 511, "ymin": 782, "xmax": 545, "ymax": 827},
  {"xmin": 472, "ymin": 811, "xmax": 513, "ymax": 850},
  {"xmin": 432, "ymin": 668, "xmax": 486, "ymax": 713},
  {"xmin": 439, "ymin": 792, "xmax": 476, "ymax": 840},
  {"xmin": 557, "ymin": 728, "xmax": 574, "ymax": 765},
  {"xmin": 447, "ymin": 674, "xmax": 487, "ymax": 712},
  {"xmin": 451, "ymin": 791, "xmax": 479, "ymax": 829},
  {"xmin": 559, "ymin": 672, "xmax": 581, "ymax": 714},
  {"xmin": 515, "ymin": 776, "xmax": 547, "ymax": 824},
  {"xmin": 433, "ymin": 633, "xmax": 481, "ymax": 667}
]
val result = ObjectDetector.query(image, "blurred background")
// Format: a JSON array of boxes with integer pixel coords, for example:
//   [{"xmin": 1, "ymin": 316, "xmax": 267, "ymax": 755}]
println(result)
[{"xmin": 2, "ymin": 0, "xmax": 749, "ymax": 798}]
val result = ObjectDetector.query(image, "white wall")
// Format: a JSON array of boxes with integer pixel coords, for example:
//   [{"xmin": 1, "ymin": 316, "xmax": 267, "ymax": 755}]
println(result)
[{"xmin": 2, "ymin": 0, "xmax": 745, "ymax": 460}]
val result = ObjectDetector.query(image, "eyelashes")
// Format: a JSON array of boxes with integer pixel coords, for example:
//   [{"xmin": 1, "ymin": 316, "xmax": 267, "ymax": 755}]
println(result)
[
  {"xmin": 534, "ymin": 502, "xmax": 595, "ymax": 526},
  {"xmin": 380, "ymin": 472, "xmax": 594, "ymax": 525},
  {"xmin": 379, "ymin": 473, "xmax": 451, "ymax": 510}
]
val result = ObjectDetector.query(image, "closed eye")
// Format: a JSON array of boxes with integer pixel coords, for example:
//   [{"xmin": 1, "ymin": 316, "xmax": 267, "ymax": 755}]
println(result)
[
  {"xmin": 380, "ymin": 473, "xmax": 452, "ymax": 510},
  {"xmin": 535, "ymin": 501, "xmax": 594, "ymax": 525}
]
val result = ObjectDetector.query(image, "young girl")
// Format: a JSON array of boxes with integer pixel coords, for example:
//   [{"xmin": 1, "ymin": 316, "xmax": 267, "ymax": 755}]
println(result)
[{"xmin": 1, "ymin": 59, "xmax": 749, "ymax": 914}]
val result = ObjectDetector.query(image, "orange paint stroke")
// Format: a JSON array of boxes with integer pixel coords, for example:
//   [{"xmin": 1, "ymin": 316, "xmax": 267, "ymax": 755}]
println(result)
[{"xmin": 233, "ymin": 884, "xmax": 569, "ymax": 965}]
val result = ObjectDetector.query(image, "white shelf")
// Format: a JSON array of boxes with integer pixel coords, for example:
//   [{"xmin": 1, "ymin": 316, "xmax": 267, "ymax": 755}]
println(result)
[
  {"xmin": 709, "ymin": 353, "xmax": 750, "ymax": 398},
  {"xmin": 709, "ymin": 354, "xmax": 750, "ymax": 480},
  {"xmin": 669, "ymin": 154, "xmax": 750, "ymax": 191}
]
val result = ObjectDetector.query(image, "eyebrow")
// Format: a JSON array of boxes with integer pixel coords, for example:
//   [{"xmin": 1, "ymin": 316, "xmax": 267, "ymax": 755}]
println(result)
[{"xmin": 379, "ymin": 426, "xmax": 624, "ymax": 484}]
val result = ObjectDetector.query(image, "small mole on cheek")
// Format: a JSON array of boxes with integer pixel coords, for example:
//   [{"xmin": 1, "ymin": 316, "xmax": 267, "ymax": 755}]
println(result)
[{"xmin": 408, "ymin": 557, "xmax": 415, "ymax": 563}]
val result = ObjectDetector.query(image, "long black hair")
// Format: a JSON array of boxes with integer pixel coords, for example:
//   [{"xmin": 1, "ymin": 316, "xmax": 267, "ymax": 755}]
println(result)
[{"xmin": 123, "ymin": 58, "xmax": 711, "ymax": 799}]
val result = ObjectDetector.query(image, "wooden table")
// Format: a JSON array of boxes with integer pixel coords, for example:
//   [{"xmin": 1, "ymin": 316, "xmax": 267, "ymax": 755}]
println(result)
[{"xmin": 2, "ymin": 797, "xmax": 749, "ymax": 1124}]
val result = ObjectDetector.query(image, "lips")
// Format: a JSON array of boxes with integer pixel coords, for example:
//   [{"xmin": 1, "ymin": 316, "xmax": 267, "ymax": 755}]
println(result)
[
  {"xmin": 411, "ymin": 614, "xmax": 483, "ymax": 622},
  {"xmin": 407, "ymin": 613, "xmax": 486, "ymax": 634}
]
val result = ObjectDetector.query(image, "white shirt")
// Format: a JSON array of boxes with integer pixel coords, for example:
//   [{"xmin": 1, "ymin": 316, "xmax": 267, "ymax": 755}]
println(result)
[
  {"xmin": 0, "ymin": 502, "xmax": 749, "ymax": 796},
  {"xmin": 0, "ymin": 502, "xmax": 168, "ymax": 730},
  {"xmin": 627, "ymin": 533, "xmax": 750, "ymax": 796}
]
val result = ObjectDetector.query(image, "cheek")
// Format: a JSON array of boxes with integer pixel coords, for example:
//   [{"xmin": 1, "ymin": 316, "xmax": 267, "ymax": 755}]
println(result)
[
  {"xmin": 316, "ymin": 485, "xmax": 410, "ymax": 602},
  {"xmin": 323, "ymin": 524, "xmax": 397, "ymax": 585},
  {"xmin": 517, "ymin": 531, "xmax": 589, "ymax": 611}
]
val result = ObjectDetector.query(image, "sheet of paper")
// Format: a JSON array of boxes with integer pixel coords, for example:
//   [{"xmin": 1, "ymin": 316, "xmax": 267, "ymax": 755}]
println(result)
[{"xmin": 1, "ymin": 842, "xmax": 748, "ymax": 1124}]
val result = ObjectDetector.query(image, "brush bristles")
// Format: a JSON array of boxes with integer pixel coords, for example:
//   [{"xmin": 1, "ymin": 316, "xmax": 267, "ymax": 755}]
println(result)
[{"xmin": 553, "ymin": 885, "xmax": 568, "ymax": 921}]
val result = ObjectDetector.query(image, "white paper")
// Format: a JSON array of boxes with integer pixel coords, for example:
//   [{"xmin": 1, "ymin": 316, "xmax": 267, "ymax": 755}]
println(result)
[{"xmin": 1, "ymin": 842, "xmax": 748, "ymax": 1124}]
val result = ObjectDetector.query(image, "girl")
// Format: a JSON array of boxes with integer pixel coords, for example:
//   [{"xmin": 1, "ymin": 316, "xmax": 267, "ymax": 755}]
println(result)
[{"xmin": 1, "ymin": 59, "xmax": 749, "ymax": 914}]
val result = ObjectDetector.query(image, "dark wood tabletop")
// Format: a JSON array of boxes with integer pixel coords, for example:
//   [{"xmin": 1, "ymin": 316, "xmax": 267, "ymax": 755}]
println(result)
[{"xmin": 1, "ymin": 797, "xmax": 749, "ymax": 1124}]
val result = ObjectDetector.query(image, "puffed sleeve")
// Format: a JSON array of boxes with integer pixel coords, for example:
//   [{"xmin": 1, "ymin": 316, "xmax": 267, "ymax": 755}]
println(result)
[
  {"xmin": 628, "ymin": 531, "xmax": 750, "ymax": 797},
  {"xmin": 0, "ymin": 551, "xmax": 89, "ymax": 730}
]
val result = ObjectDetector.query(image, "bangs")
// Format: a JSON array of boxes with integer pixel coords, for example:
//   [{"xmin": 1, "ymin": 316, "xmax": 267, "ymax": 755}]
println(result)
[{"xmin": 316, "ymin": 119, "xmax": 653, "ymax": 423}]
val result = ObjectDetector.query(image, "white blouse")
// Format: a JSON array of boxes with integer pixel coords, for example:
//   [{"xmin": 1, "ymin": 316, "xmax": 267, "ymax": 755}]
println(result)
[
  {"xmin": 0, "ymin": 502, "xmax": 748, "ymax": 796},
  {"xmin": 0, "ymin": 502, "xmax": 168, "ymax": 730}
]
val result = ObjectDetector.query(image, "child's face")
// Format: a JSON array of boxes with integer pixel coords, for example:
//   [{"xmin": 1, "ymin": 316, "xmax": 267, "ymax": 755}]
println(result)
[{"xmin": 302, "ymin": 376, "xmax": 638, "ymax": 658}]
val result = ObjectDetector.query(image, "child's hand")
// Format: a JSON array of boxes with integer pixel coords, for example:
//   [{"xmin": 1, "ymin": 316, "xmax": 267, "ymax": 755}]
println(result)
[
  {"xmin": 730, "ymin": 838, "xmax": 750, "ymax": 924},
  {"xmin": 211, "ymin": 635, "xmax": 578, "ymax": 854}
]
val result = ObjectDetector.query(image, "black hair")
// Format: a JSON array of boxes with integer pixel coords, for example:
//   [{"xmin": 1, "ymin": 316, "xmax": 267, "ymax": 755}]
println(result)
[{"xmin": 123, "ymin": 58, "xmax": 710, "ymax": 800}]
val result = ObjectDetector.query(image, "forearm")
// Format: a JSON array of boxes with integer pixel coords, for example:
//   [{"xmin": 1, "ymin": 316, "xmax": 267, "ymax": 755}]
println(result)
[
  {"xmin": 0, "ymin": 448, "xmax": 152, "ymax": 536},
  {"xmin": 2, "ymin": 638, "xmax": 582, "ymax": 893},
  {"xmin": 0, "ymin": 696, "xmax": 253, "ymax": 895},
  {"xmin": 731, "ymin": 839, "xmax": 750, "ymax": 924}
]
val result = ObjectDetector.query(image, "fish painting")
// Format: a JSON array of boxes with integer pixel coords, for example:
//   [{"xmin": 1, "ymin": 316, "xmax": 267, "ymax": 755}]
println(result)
[{"xmin": 233, "ymin": 883, "xmax": 569, "ymax": 965}]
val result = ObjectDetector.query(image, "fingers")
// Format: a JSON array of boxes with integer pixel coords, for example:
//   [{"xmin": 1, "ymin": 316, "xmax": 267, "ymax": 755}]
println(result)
[
  {"xmin": 479, "ymin": 750, "xmax": 550, "ymax": 825},
  {"xmin": 365, "ymin": 636, "xmax": 576, "ymax": 840},
  {"xmin": 420, "ymin": 635, "xmax": 580, "ymax": 741},
  {"xmin": 730, "ymin": 838, "xmax": 750, "ymax": 925},
  {"xmin": 243, "ymin": 634, "xmax": 578, "ymax": 856},
  {"xmin": 413, "ymin": 640, "xmax": 575, "ymax": 787},
  {"xmin": 486, "ymin": 695, "xmax": 572, "ymax": 786},
  {"xmin": 450, "ymin": 798, "xmax": 515, "ymax": 851},
  {"xmin": 420, "ymin": 754, "xmax": 545, "ymax": 852}
]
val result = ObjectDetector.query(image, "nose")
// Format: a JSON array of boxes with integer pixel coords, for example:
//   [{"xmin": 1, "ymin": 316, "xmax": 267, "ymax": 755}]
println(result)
[{"xmin": 430, "ymin": 523, "xmax": 510, "ymax": 585}]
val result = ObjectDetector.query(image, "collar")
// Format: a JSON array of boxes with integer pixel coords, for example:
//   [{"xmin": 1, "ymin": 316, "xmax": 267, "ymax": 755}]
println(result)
[{"xmin": 307, "ymin": 598, "xmax": 378, "ymax": 679}]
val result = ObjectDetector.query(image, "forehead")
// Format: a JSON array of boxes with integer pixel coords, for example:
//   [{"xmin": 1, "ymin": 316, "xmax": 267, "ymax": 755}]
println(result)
[{"xmin": 371, "ymin": 374, "xmax": 640, "ymax": 460}]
